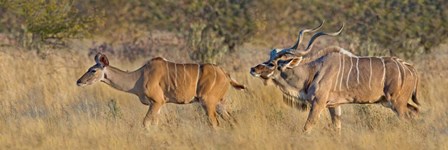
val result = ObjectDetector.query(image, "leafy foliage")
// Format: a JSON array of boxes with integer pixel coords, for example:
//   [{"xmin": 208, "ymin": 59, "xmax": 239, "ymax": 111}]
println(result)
[
  {"xmin": 1, "ymin": 0, "xmax": 448, "ymax": 60},
  {"xmin": 85, "ymin": 0, "xmax": 256, "ymax": 63},
  {"xmin": 187, "ymin": 23, "xmax": 227, "ymax": 64},
  {"xmin": 143, "ymin": 0, "xmax": 256, "ymax": 63},
  {"xmin": 0, "ymin": 0, "xmax": 102, "ymax": 49},
  {"xmin": 256, "ymin": 0, "xmax": 448, "ymax": 58},
  {"xmin": 183, "ymin": 0, "xmax": 256, "ymax": 63},
  {"xmin": 327, "ymin": 0, "xmax": 447, "ymax": 58}
]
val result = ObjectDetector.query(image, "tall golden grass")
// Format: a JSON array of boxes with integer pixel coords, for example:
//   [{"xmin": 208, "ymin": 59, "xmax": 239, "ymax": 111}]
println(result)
[{"xmin": 0, "ymin": 45, "xmax": 447, "ymax": 149}]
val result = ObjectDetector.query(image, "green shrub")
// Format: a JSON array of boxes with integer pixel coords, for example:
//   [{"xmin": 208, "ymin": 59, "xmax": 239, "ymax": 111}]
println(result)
[
  {"xmin": 148, "ymin": 0, "xmax": 256, "ymax": 63},
  {"xmin": 0, "ymin": 0, "xmax": 102, "ymax": 49},
  {"xmin": 183, "ymin": 0, "xmax": 256, "ymax": 63},
  {"xmin": 258, "ymin": 0, "xmax": 448, "ymax": 59},
  {"xmin": 187, "ymin": 23, "xmax": 227, "ymax": 64},
  {"xmin": 90, "ymin": 0, "xmax": 257, "ymax": 63},
  {"xmin": 2, "ymin": 0, "xmax": 446, "ymax": 60}
]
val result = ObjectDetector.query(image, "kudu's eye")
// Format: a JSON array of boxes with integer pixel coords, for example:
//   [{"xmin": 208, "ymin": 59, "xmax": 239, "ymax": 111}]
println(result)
[{"xmin": 91, "ymin": 70, "xmax": 96, "ymax": 73}]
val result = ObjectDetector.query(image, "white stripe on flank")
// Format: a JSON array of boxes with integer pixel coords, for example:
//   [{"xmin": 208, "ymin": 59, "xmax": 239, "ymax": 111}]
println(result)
[
  {"xmin": 210, "ymin": 66, "xmax": 217, "ymax": 92},
  {"xmin": 166, "ymin": 62, "xmax": 171, "ymax": 90},
  {"xmin": 400, "ymin": 62, "xmax": 407, "ymax": 81},
  {"xmin": 346, "ymin": 56, "xmax": 353, "ymax": 89},
  {"xmin": 334, "ymin": 54, "xmax": 342, "ymax": 91},
  {"xmin": 404, "ymin": 64, "xmax": 413, "ymax": 78},
  {"xmin": 369, "ymin": 57, "xmax": 372, "ymax": 90},
  {"xmin": 398, "ymin": 59, "xmax": 410, "ymax": 78},
  {"xmin": 174, "ymin": 64, "xmax": 178, "ymax": 87},
  {"xmin": 393, "ymin": 59, "xmax": 402, "ymax": 87},
  {"xmin": 339, "ymin": 54, "xmax": 345, "ymax": 90},
  {"xmin": 183, "ymin": 64, "xmax": 187, "ymax": 85},
  {"xmin": 404, "ymin": 63, "xmax": 416, "ymax": 89},
  {"xmin": 413, "ymin": 69, "xmax": 417, "ymax": 94},
  {"xmin": 379, "ymin": 57, "xmax": 386, "ymax": 87},
  {"xmin": 403, "ymin": 61, "xmax": 411, "ymax": 65},
  {"xmin": 356, "ymin": 57, "xmax": 360, "ymax": 84},
  {"xmin": 406, "ymin": 64, "xmax": 414, "ymax": 78}
]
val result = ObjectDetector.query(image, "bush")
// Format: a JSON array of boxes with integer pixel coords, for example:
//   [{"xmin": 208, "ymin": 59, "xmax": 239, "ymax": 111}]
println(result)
[
  {"xmin": 334, "ymin": 0, "xmax": 448, "ymax": 58},
  {"xmin": 183, "ymin": 0, "xmax": 256, "ymax": 63},
  {"xmin": 258, "ymin": 0, "xmax": 448, "ymax": 59},
  {"xmin": 89, "ymin": 0, "xmax": 257, "ymax": 63},
  {"xmin": 0, "ymin": 0, "xmax": 102, "ymax": 49},
  {"xmin": 187, "ymin": 23, "xmax": 227, "ymax": 64},
  {"xmin": 2, "ymin": 0, "xmax": 446, "ymax": 60},
  {"xmin": 148, "ymin": 0, "xmax": 256, "ymax": 63}
]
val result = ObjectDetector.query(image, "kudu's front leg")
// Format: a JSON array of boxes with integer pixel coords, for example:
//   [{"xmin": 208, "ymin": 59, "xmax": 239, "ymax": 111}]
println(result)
[
  {"xmin": 303, "ymin": 92, "xmax": 329, "ymax": 133},
  {"xmin": 143, "ymin": 101, "xmax": 164, "ymax": 128},
  {"xmin": 142, "ymin": 93, "xmax": 165, "ymax": 129},
  {"xmin": 328, "ymin": 105, "xmax": 342, "ymax": 133}
]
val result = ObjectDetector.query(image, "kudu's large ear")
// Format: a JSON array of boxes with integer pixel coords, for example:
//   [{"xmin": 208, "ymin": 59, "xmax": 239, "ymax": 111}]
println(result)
[
  {"xmin": 94, "ymin": 53, "xmax": 109, "ymax": 67},
  {"xmin": 279, "ymin": 57, "xmax": 302, "ymax": 70}
]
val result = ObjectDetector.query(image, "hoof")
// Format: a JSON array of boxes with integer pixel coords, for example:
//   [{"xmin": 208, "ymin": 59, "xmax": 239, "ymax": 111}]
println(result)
[{"xmin": 303, "ymin": 128, "xmax": 312, "ymax": 135}]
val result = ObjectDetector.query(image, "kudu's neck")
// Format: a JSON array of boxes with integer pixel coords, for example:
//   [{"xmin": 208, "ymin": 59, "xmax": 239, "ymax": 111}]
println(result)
[
  {"xmin": 273, "ymin": 63, "xmax": 318, "ymax": 94},
  {"xmin": 101, "ymin": 66, "xmax": 143, "ymax": 95}
]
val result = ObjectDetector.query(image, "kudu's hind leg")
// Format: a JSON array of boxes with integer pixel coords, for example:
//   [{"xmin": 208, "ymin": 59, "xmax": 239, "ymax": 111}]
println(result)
[
  {"xmin": 390, "ymin": 96, "xmax": 410, "ymax": 119},
  {"xmin": 395, "ymin": 96, "xmax": 419, "ymax": 119},
  {"xmin": 406, "ymin": 103, "xmax": 419, "ymax": 118},
  {"xmin": 201, "ymin": 97, "xmax": 220, "ymax": 129}
]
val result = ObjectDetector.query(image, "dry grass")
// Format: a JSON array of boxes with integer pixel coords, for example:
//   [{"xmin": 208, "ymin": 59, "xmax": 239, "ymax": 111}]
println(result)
[{"xmin": 0, "ymin": 44, "xmax": 447, "ymax": 150}]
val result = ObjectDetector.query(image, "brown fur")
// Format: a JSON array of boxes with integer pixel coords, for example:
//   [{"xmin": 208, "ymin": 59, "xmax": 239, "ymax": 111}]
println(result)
[{"xmin": 77, "ymin": 54, "xmax": 245, "ymax": 129}]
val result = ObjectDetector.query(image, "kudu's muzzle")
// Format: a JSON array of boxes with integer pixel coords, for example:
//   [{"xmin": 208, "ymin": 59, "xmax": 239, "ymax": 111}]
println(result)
[{"xmin": 76, "ymin": 79, "xmax": 83, "ymax": 86}]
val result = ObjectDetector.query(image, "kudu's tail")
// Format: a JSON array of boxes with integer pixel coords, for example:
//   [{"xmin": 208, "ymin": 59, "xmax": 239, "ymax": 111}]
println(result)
[
  {"xmin": 406, "ymin": 63, "xmax": 420, "ymax": 106},
  {"xmin": 408, "ymin": 80, "xmax": 420, "ymax": 115},
  {"xmin": 226, "ymin": 73, "xmax": 246, "ymax": 90},
  {"xmin": 411, "ymin": 78, "xmax": 420, "ymax": 106}
]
